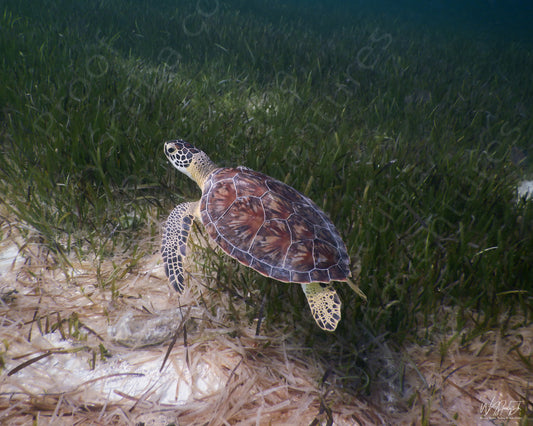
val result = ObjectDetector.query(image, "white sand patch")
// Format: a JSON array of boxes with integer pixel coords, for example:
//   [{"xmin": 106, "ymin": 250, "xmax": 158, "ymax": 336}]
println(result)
[
  {"xmin": 0, "ymin": 242, "xmax": 24, "ymax": 277},
  {"xmin": 517, "ymin": 179, "xmax": 533, "ymax": 201},
  {"xmin": 3, "ymin": 330, "xmax": 224, "ymax": 405}
]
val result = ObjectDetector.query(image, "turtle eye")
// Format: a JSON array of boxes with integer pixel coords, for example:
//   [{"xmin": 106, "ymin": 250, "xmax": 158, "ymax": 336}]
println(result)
[{"xmin": 167, "ymin": 146, "xmax": 176, "ymax": 154}]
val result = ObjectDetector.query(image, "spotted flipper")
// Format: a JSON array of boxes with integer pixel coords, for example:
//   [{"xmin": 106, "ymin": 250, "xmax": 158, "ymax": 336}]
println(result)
[
  {"xmin": 161, "ymin": 201, "xmax": 198, "ymax": 292},
  {"xmin": 301, "ymin": 283, "xmax": 341, "ymax": 331}
]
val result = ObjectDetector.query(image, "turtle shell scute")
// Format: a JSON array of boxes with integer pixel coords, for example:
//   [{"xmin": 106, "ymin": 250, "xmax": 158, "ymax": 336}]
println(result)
[
  {"xmin": 250, "ymin": 219, "xmax": 291, "ymax": 265},
  {"xmin": 200, "ymin": 167, "xmax": 350, "ymax": 283}
]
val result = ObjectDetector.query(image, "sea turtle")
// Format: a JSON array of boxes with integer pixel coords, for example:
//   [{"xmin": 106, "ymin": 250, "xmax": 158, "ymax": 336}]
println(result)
[{"xmin": 162, "ymin": 139, "xmax": 354, "ymax": 331}]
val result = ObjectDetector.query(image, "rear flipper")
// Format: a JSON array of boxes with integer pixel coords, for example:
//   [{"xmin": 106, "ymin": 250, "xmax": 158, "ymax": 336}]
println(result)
[
  {"xmin": 301, "ymin": 283, "xmax": 341, "ymax": 331},
  {"xmin": 161, "ymin": 201, "xmax": 198, "ymax": 293}
]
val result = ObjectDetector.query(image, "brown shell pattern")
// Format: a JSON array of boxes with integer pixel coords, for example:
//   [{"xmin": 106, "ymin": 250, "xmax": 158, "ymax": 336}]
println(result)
[{"xmin": 200, "ymin": 167, "xmax": 350, "ymax": 283}]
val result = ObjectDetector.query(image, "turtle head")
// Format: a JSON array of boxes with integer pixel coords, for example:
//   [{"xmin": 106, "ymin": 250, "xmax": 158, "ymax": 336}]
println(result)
[{"xmin": 164, "ymin": 140, "xmax": 216, "ymax": 186}]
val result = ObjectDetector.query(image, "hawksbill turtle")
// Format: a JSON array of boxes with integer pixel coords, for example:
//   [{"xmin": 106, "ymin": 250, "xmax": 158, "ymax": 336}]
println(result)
[{"xmin": 161, "ymin": 140, "xmax": 358, "ymax": 331}]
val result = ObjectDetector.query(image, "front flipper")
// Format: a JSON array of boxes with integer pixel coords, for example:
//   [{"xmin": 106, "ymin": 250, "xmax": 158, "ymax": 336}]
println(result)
[
  {"xmin": 301, "ymin": 283, "xmax": 341, "ymax": 331},
  {"xmin": 161, "ymin": 201, "xmax": 198, "ymax": 293}
]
